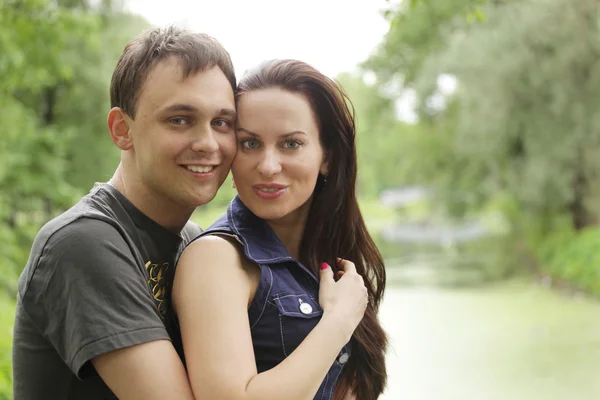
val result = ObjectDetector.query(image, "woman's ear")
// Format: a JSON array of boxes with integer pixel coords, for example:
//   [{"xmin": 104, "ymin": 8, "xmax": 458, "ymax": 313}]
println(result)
[{"xmin": 320, "ymin": 155, "xmax": 329, "ymax": 177}]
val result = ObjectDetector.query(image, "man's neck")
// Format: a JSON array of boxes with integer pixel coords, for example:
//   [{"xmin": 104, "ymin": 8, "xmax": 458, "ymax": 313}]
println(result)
[{"xmin": 109, "ymin": 167, "xmax": 193, "ymax": 233}]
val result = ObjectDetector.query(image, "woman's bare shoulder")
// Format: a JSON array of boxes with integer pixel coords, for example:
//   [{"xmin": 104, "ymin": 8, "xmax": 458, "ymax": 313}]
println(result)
[
  {"xmin": 184, "ymin": 235, "xmax": 261, "ymax": 300},
  {"xmin": 183, "ymin": 234, "xmax": 242, "ymax": 259},
  {"xmin": 178, "ymin": 234, "xmax": 259, "ymax": 278},
  {"xmin": 174, "ymin": 235, "xmax": 255, "ymax": 311}
]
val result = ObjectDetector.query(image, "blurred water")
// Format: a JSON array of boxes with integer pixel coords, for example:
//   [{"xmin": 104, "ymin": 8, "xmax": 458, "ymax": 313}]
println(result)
[{"xmin": 378, "ymin": 273, "xmax": 600, "ymax": 400}]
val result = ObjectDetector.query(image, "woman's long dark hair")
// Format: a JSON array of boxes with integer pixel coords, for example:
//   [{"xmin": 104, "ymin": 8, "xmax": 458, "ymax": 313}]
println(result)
[{"xmin": 237, "ymin": 60, "xmax": 388, "ymax": 400}]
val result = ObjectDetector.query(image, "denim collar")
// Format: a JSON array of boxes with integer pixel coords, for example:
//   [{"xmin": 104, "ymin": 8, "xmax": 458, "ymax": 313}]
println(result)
[{"xmin": 208, "ymin": 195, "xmax": 317, "ymax": 281}]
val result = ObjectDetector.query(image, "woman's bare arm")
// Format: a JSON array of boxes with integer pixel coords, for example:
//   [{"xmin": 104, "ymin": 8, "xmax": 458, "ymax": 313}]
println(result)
[{"xmin": 173, "ymin": 236, "xmax": 365, "ymax": 400}]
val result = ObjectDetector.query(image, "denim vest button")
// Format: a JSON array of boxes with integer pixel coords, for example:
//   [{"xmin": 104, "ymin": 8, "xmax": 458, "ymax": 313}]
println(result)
[
  {"xmin": 299, "ymin": 301, "xmax": 313, "ymax": 315},
  {"xmin": 338, "ymin": 352, "xmax": 350, "ymax": 364}
]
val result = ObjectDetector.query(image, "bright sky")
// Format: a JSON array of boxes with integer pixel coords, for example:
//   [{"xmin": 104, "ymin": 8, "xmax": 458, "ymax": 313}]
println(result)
[{"xmin": 125, "ymin": 0, "xmax": 391, "ymax": 79}]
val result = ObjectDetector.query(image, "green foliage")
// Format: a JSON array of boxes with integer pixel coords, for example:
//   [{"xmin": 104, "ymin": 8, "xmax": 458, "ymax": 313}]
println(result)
[
  {"xmin": 366, "ymin": 0, "xmax": 600, "ymax": 224},
  {"xmin": 416, "ymin": 0, "xmax": 600, "ymax": 226},
  {"xmin": 0, "ymin": 296, "xmax": 15, "ymax": 400},
  {"xmin": 0, "ymin": 2, "xmax": 151, "ymax": 396},
  {"xmin": 368, "ymin": 0, "xmax": 489, "ymax": 85},
  {"xmin": 362, "ymin": 0, "xmax": 600, "ymax": 294},
  {"xmin": 336, "ymin": 72, "xmax": 408, "ymax": 196},
  {"xmin": 538, "ymin": 228, "xmax": 600, "ymax": 295},
  {"xmin": 0, "ymin": 0, "xmax": 151, "ymax": 287}
]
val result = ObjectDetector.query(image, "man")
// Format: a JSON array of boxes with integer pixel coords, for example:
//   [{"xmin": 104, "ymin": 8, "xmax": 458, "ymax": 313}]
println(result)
[{"xmin": 12, "ymin": 26, "xmax": 237, "ymax": 399}]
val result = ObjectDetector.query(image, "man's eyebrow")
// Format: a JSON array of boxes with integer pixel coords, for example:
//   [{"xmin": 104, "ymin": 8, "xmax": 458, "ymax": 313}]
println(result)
[
  {"xmin": 160, "ymin": 103, "xmax": 199, "ymax": 113},
  {"xmin": 218, "ymin": 108, "xmax": 237, "ymax": 118},
  {"xmin": 236, "ymin": 128, "xmax": 307, "ymax": 138},
  {"xmin": 159, "ymin": 105, "xmax": 236, "ymax": 118}
]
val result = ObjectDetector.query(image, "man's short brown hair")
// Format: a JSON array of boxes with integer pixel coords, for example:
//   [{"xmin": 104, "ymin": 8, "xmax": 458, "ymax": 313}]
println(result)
[{"xmin": 110, "ymin": 26, "xmax": 236, "ymax": 119}]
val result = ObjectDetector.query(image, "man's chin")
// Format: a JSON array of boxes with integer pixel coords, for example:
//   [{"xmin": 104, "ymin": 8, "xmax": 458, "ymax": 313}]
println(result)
[{"xmin": 190, "ymin": 191, "xmax": 218, "ymax": 208}]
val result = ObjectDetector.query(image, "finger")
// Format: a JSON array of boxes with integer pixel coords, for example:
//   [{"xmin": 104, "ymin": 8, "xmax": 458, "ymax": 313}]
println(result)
[
  {"xmin": 320, "ymin": 262, "xmax": 334, "ymax": 283},
  {"xmin": 336, "ymin": 258, "xmax": 357, "ymax": 274}
]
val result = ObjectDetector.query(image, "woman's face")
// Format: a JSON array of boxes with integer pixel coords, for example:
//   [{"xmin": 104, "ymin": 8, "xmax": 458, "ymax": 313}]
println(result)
[{"xmin": 232, "ymin": 88, "xmax": 328, "ymax": 224}]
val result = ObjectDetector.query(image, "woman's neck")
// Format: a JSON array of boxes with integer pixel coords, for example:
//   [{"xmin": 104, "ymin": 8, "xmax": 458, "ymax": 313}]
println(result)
[{"xmin": 266, "ymin": 200, "xmax": 312, "ymax": 260}]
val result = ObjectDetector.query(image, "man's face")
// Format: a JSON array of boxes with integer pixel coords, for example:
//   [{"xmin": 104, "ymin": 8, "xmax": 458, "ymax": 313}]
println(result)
[{"xmin": 124, "ymin": 58, "xmax": 237, "ymax": 211}]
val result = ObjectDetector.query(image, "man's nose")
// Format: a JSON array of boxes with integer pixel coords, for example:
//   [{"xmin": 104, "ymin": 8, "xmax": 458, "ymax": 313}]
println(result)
[{"xmin": 191, "ymin": 126, "xmax": 219, "ymax": 153}]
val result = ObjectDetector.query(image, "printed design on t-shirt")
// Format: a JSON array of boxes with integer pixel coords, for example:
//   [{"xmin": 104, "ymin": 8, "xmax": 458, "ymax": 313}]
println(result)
[{"xmin": 145, "ymin": 260, "xmax": 170, "ymax": 320}]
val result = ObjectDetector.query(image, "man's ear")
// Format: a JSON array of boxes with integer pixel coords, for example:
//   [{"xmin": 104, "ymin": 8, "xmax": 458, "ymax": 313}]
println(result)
[{"xmin": 107, "ymin": 107, "xmax": 133, "ymax": 150}]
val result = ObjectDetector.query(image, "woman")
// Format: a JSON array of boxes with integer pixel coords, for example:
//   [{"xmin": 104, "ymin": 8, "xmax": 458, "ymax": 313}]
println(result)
[{"xmin": 174, "ymin": 60, "xmax": 388, "ymax": 400}]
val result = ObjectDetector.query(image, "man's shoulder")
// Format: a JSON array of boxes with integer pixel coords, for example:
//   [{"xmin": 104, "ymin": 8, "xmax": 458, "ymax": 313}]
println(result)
[
  {"xmin": 35, "ymin": 186, "xmax": 126, "ymax": 248},
  {"xmin": 181, "ymin": 220, "xmax": 203, "ymax": 244},
  {"xmin": 43, "ymin": 215, "xmax": 123, "ymax": 248},
  {"xmin": 179, "ymin": 211, "xmax": 237, "ymax": 248},
  {"xmin": 18, "ymin": 186, "xmax": 133, "ymax": 296}
]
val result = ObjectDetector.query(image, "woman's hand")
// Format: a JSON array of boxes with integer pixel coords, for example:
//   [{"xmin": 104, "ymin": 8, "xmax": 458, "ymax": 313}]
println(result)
[
  {"xmin": 342, "ymin": 391, "xmax": 357, "ymax": 400},
  {"xmin": 318, "ymin": 258, "xmax": 368, "ymax": 340}
]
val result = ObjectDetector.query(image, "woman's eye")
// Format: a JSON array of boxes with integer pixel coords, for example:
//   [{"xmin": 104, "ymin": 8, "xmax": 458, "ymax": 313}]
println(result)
[
  {"xmin": 284, "ymin": 140, "xmax": 301, "ymax": 149},
  {"xmin": 241, "ymin": 139, "xmax": 259, "ymax": 149}
]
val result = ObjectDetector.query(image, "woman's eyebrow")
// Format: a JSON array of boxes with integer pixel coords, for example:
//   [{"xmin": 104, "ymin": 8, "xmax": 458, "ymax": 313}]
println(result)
[{"xmin": 236, "ymin": 128, "xmax": 307, "ymax": 138}]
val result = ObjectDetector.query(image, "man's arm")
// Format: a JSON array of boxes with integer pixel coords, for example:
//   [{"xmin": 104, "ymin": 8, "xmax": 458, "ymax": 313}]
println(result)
[
  {"xmin": 22, "ymin": 219, "xmax": 195, "ymax": 399},
  {"xmin": 92, "ymin": 340, "xmax": 194, "ymax": 400}
]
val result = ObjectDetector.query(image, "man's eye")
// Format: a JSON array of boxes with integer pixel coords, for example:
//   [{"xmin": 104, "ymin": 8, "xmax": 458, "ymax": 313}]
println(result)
[
  {"xmin": 212, "ymin": 119, "xmax": 231, "ymax": 128},
  {"xmin": 170, "ymin": 118, "xmax": 188, "ymax": 125}
]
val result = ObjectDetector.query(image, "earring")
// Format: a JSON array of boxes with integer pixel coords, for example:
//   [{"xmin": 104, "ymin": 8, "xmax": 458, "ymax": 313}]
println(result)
[
  {"xmin": 232, "ymin": 179, "xmax": 237, "ymax": 189},
  {"xmin": 319, "ymin": 173, "xmax": 328, "ymax": 186}
]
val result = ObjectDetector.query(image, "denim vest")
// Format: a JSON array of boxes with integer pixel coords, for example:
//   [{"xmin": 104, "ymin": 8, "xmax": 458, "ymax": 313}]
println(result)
[{"xmin": 197, "ymin": 196, "xmax": 351, "ymax": 400}]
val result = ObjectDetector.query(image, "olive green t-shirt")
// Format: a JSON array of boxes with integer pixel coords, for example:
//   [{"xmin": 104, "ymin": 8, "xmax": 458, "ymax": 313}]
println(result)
[{"xmin": 12, "ymin": 183, "xmax": 201, "ymax": 399}]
